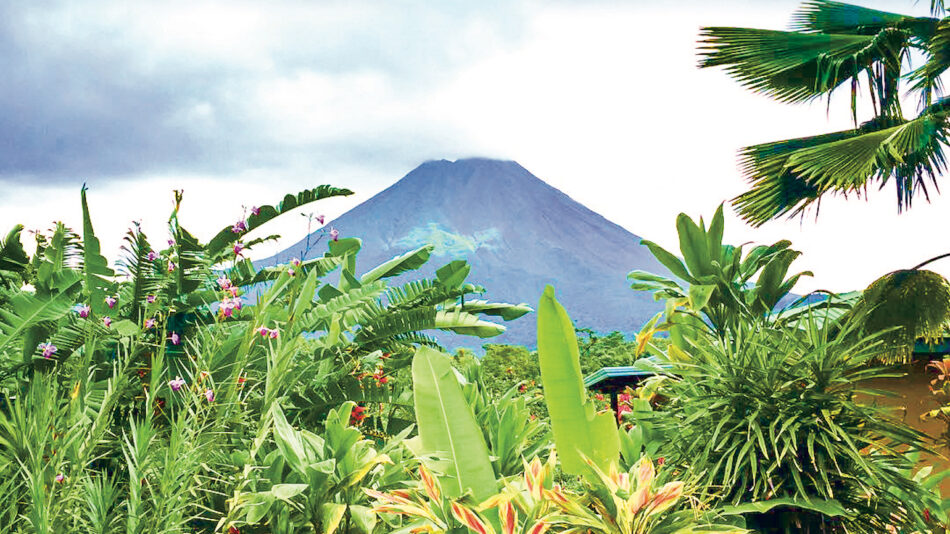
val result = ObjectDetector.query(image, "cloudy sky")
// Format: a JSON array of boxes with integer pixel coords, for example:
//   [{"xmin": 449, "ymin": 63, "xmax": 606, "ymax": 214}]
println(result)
[{"xmin": 2, "ymin": 0, "xmax": 948, "ymax": 293}]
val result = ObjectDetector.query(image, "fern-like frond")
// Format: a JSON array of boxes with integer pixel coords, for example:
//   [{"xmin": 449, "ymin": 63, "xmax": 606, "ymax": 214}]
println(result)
[{"xmin": 205, "ymin": 185, "xmax": 354, "ymax": 261}]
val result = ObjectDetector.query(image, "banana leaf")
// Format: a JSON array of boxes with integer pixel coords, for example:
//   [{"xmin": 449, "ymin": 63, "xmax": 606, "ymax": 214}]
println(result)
[
  {"xmin": 537, "ymin": 285, "xmax": 619, "ymax": 477},
  {"xmin": 408, "ymin": 346, "xmax": 497, "ymax": 501}
]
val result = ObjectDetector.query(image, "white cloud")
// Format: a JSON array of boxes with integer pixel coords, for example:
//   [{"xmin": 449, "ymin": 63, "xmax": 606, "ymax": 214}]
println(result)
[{"xmin": 2, "ymin": 0, "xmax": 948, "ymax": 297}]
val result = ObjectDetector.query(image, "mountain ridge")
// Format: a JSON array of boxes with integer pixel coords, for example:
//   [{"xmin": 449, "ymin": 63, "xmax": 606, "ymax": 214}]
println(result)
[{"xmin": 264, "ymin": 158, "xmax": 671, "ymax": 348}]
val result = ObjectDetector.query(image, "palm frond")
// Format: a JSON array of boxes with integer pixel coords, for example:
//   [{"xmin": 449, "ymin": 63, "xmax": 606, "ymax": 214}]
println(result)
[
  {"xmin": 790, "ymin": 1, "xmax": 937, "ymax": 40},
  {"xmin": 698, "ymin": 26, "xmax": 908, "ymax": 110},
  {"xmin": 733, "ymin": 104, "xmax": 950, "ymax": 225}
]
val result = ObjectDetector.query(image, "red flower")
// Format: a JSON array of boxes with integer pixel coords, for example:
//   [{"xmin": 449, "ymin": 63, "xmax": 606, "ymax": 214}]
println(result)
[
  {"xmin": 594, "ymin": 393, "xmax": 605, "ymax": 401},
  {"xmin": 350, "ymin": 404, "xmax": 366, "ymax": 426},
  {"xmin": 519, "ymin": 383, "xmax": 528, "ymax": 393},
  {"xmin": 381, "ymin": 352, "xmax": 391, "ymax": 359},
  {"xmin": 924, "ymin": 508, "xmax": 932, "ymax": 522},
  {"xmin": 228, "ymin": 527, "xmax": 241, "ymax": 534},
  {"xmin": 657, "ymin": 457, "xmax": 666, "ymax": 466}
]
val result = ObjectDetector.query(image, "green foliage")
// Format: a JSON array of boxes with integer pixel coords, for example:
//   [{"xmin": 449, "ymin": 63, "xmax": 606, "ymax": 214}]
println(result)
[
  {"xmin": 456, "ymin": 357, "xmax": 552, "ymax": 478},
  {"xmin": 0, "ymin": 184, "xmax": 530, "ymax": 533},
  {"xmin": 536, "ymin": 285, "xmax": 620, "ymax": 479},
  {"xmin": 231, "ymin": 403, "xmax": 395, "ymax": 533},
  {"xmin": 698, "ymin": 1, "xmax": 950, "ymax": 225},
  {"xmin": 651, "ymin": 313, "xmax": 934, "ymax": 533},
  {"xmin": 857, "ymin": 268, "xmax": 950, "ymax": 361},
  {"xmin": 629, "ymin": 205, "xmax": 809, "ymax": 350},
  {"xmin": 408, "ymin": 346, "xmax": 498, "ymax": 502}
]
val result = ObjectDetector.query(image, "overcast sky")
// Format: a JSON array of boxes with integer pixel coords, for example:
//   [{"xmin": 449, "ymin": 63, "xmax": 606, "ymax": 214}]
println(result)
[{"xmin": 2, "ymin": 0, "xmax": 948, "ymax": 294}]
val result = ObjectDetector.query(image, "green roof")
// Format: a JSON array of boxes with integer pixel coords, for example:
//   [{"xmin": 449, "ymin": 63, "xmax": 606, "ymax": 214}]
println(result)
[{"xmin": 583, "ymin": 357, "xmax": 672, "ymax": 389}]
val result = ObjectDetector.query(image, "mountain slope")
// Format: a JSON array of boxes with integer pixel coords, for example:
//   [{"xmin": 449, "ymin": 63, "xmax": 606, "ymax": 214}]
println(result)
[{"xmin": 266, "ymin": 158, "xmax": 671, "ymax": 348}]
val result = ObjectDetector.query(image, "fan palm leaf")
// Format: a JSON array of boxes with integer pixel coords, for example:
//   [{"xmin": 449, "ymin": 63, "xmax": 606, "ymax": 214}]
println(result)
[
  {"xmin": 790, "ymin": 1, "xmax": 938, "ymax": 39},
  {"xmin": 734, "ymin": 100, "xmax": 950, "ymax": 225},
  {"xmin": 698, "ymin": 26, "xmax": 908, "ymax": 113}
]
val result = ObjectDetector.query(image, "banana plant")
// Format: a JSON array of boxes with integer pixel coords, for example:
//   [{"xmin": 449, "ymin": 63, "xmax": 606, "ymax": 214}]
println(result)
[
  {"xmin": 407, "ymin": 346, "xmax": 498, "ymax": 502},
  {"xmin": 536, "ymin": 285, "xmax": 620, "ymax": 479},
  {"xmin": 231, "ymin": 403, "xmax": 393, "ymax": 534}
]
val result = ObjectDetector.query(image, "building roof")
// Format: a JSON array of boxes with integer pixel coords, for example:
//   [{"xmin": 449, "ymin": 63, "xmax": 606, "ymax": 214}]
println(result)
[{"xmin": 583, "ymin": 357, "xmax": 672, "ymax": 390}]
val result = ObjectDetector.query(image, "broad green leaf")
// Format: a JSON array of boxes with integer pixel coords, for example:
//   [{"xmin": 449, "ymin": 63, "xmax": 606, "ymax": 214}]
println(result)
[
  {"xmin": 80, "ymin": 186, "xmax": 115, "ymax": 314},
  {"xmin": 360, "ymin": 245, "xmax": 434, "ymax": 283},
  {"xmin": 537, "ymin": 285, "xmax": 619, "ymax": 477},
  {"xmin": 640, "ymin": 240, "xmax": 691, "ymax": 282},
  {"xmin": 707, "ymin": 204, "xmax": 725, "ymax": 260},
  {"xmin": 270, "ymin": 483, "xmax": 308, "ymax": 501},
  {"xmin": 435, "ymin": 260, "xmax": 470, "ymax": 288},
  {"xmin": 676, "ymin": 213, "xmax": 712, "ymax": 278},
  {"xmin": 320, "ymin": 503, "xmax": 347, "ymax": 534},
  {"xmin": 0, "ymin": 284, "xmax": 79, "ymax": 354},
  {"xmin": 435, "ymin": 309, "xmax": 505, "ymax": 338},
  {"xmin": 411, "ymin": 346, "xmax": 498, "ymax": 501},
  {"xmin": 688, "ymin": 284, "xmax": 716, "ymax": 311},
  {"xmin": 0, "ymin": 225, "xmax": 29, "ymax": 275},
  {"xmin": 442, "ymin": 299, "xmax": 533, "ymax": 321},
  {"xmin": 719, "ymin": 496, "xmax": 849, "ymax": 517},
  {"xmin": 348, "ymin": 504, "xmax": 377, "ymax": 534},
  {"xmin": 110, "ymin": 320, "xmax": 139, "ymax": 338}
]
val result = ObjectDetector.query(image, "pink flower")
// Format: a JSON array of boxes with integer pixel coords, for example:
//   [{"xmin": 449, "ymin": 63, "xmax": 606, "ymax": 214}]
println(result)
[
  {"xmin": 231, "ymin": 220, "xmax": 247, "ymax": 234},
  {"xmin": 75, "ymin": 304, "xmax": 91, "ymax": 318},
  {"xmin": 269, "ymin": 329, "xmax": 279, "ymax": 339},
  {"xmin": 55, "ymin": 474, "xmax": 65, "ymax": 484},
  {"xmin": 168, "ymin": 262, "xmax": 176, "ymax": 273},
  {"xmin": 220, "ymin": 298, "xmax": 235, "ymax": 318},
  {"xmin": 144, "ymin": 318, "xmax": 156, "ymax": 329},
  {"xmin": 228, "ymin": 286, "xmax": 239, "ymax": 297},
  {"xmin": 38, "ymin": 342, "xmax": 57, "ymax": 359},
  {"xmin": 291, "ymin": 258, "xmax": 301, "ymax": 267},
  {"xmin": 170, "ymin": 332, "xmax": 180, "ymax": 345},
  {"xmin": 217, "ymin": 276, "xmax": 232, "ymax": 290},
  {"xmin": 287, "ymin": 268, "xmax": 295, "ymax": 277},
  {"xmin": 104, "ymin": 296, "xmax": 117, "ymax": 308},
  {"xmin": 205, "ymin": 389, "xmax": 215, "ymax": 403},
  {"xmin": 329, "ymin": 227, "xmax": 339, "ymax": 241},
  {"xmin": 316, "ymin": 215, "xmax": 325, "ymax": 225},
  {"xmin": 147, "ymin": 251, "xmax": 158, "ymax": 261},
  {"xmin": 102, "ymin": 317, "xmax": 112, "ymax": 328},
  {"xmin": 233, "ymin": 242, "xmax": 244, "ymax": 256},
  {"xmin": 251, "ymin": 206, "xmax": 260, "ymax": 216},
  {"xmin": 257, "ymin": 326, "xmax": 270, "ymax": 337},
  {"xmin": 146, "ymin": 294, "xmax": 156, "ymax": 304},
  {"xmin": 168, "ymin": 376, "xmax": 186, "ymax": 391},
  {"xmin": 167, "ymin": 239, "xmax": 175, "ymax": 246}
]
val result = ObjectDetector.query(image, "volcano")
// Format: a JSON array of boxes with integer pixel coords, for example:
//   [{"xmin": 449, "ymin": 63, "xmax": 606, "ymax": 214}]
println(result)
[{"xmin": 265, "ymin": 158, "xmax": 671, "ymax": 348}]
